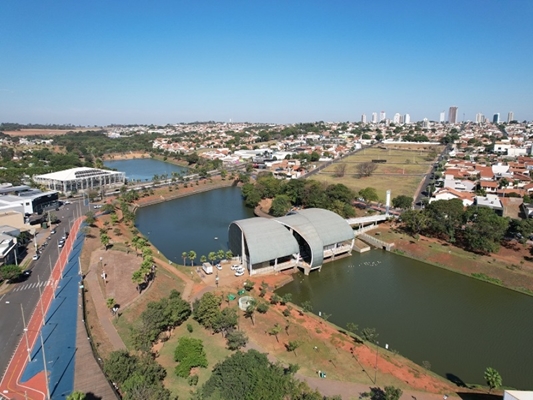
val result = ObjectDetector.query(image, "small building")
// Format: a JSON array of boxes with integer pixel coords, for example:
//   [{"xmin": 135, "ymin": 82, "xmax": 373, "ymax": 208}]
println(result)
[
  {"xmin": 0, "ymin": 191, "xmax": 59, "ymax": 215},
  {"xmin": 0, "ymin": 227, "xmax": 20, "ymax": 266},
  {"xmin": 228, "ymin": 208, "xmax": 354, "ymax": 276},
  {"xmin": 33, "ymin": 167, "xmax": 126, "ymax": 195},
  {"xmin": 475, "ymin": 194, "xmax": 504, "ymax": 216}
]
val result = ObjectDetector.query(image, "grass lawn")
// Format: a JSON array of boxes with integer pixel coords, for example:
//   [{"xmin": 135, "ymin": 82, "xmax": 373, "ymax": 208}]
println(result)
[
  {"xmin": 158, "ymin": 319, "xmax": 232, "ymax": 399},
  {"xmin": 114, "ymin": 265, "xmax": 186, "ymax": 349},
  {"xmin": 310, "ymin": 148, "xmax": 438, "ymax": 200}
]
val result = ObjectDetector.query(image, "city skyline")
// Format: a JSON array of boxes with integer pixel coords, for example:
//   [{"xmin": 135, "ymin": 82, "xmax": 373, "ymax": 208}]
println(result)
[{"xmin": 1, "ymin": 0, "xmax": 532, "ymax": 125}]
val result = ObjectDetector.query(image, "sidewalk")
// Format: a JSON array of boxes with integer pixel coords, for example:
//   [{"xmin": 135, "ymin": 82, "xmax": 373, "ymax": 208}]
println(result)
[{"xmin": 84, "ymin": 267, "xmax": 126, "ymax": 351}]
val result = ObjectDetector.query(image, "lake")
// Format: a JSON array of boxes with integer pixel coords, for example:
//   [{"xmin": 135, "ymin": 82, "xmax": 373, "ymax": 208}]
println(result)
[
  {"xmin": 135, "ymin": 186, "xmax": 533, "ymax": 389},
  {"xmin": 104, "ymin": 158, "xmax": 188, "ymax": 182}
]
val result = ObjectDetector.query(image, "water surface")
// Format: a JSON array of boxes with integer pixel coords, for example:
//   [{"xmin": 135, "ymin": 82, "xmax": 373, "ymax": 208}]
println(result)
[{"xmin": 104, "ymin": 158, "xmax": 187, "ymax": 182}]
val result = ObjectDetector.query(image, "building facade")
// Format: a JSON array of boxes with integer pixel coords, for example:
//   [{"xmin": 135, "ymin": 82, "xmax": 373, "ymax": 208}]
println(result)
[{"xmin": 34, "ymin": 167, "xmax": 126, "ymax": 195}]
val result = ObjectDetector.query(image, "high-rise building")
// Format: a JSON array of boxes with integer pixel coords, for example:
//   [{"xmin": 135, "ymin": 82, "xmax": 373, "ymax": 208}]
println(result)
[
  {"xmin": 379, "ymin": 111, "xmax": 386, "ymax": 122},
  {"xmin": 371, "ymin": 112, "xmax": 378, "ymax": 124},
  {"xmin": 493, "ymin": 113, "xmax": 500, "ymax": 124},
  {"xmin": 361, "ymin": 114, "xmax": 367, "ymax": 124},
  {"xmin": 404, "ymin": 114, "xmax": 411, "ymax": 124},
  {"xmin": 507, "ymin": 111, "xmax": 514, "ymax": 123},
  {"xmin": 475, "ymin": 113, "xmax": 485, "ymax": 124},
  {"xmin": 448, "ymin": 106, "xmax": 458, "ymax": 124},
  {"xmin": 439, "ymin": 111, "xmax": 445, "ymax": 123},
  {"xmin": 393, "ymin": 113, "xmax": 401, "ymax": 124},
  {"xmin": 422, "ymin": 118, "xmax": 430, "ymax": 129}
]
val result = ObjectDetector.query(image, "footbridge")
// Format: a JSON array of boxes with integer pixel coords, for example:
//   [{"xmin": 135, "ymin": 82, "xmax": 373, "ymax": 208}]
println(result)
[{"xmin": 346, "ymin": 214, "xmax": 389, "ymax": 235}]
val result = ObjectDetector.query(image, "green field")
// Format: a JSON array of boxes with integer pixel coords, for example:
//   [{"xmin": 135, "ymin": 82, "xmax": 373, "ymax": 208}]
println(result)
[{"xmin": 311, "ymin": 147, "xmax": 440, "ymax": 201}]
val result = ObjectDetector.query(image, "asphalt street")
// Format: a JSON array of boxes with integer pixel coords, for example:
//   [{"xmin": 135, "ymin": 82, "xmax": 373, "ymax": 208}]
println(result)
[{"xmin": 0, "ymin": 198, "xmax": 90, "ymax": 381}]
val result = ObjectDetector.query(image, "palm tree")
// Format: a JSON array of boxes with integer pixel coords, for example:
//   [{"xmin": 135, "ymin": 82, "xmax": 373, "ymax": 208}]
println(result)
[
  {"xmin": 484, "ymin": 367, "xmax": 502, "ymax": 393},
  {"xmin": 217, "ymin": 249, "xmax": 225, "ymax": 262},
  {"xmin": 100, "ymin": 233, "xmax": 110, "ymax": 250},
  {"xmin": 132, "ymin": 270, "xmax": 144, "ymax": 293},
  {"xmin": 225, "ymin": 250, "xmax": 233, "ymax": 260},
  {"xmin": 188, "ymin": 250, "xmax": 197, "ymax": 266},
  {"xmin": 208, "ymin": 252, "xmax": 217, "ymax": 264},
  {"xmin": 182, "ymin": 251, "xmax": 188, "ymax": 265},
  {"xmin": 200, "ymin": 255, "xmax": 207, "ymax": 264}
]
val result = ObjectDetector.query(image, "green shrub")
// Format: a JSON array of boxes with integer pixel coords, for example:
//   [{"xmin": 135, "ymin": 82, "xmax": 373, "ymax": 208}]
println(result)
[
  {"xmin": 187, "ymin": 323, "xmax": 193, "ymax": 333},
  {"xmin": 187, "ymin": 374, "xmax": 199, "ymax": 386},
  {"xmin": 174, "ymin": 337, "xmax": 208, "ymax": 378}
]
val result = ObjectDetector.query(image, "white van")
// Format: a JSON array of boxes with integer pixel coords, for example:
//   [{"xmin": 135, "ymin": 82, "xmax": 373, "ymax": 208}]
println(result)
[{"xmin": 202, "ymin": 262, "xmax": 213, "ymax": 275}]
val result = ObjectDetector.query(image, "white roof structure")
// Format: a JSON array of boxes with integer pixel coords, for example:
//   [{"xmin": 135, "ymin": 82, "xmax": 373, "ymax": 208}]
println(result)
[
  {"xmin": 33, "ymin": 167, "xmax": 126, "ymax": 194},
  {"xmin": 35, "ymin": 167, "xmax": 121, "ymax": 181}
]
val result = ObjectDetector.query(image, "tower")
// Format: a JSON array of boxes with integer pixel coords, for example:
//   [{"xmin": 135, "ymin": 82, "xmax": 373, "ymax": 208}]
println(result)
[
  {"xmin": 361, "ymin": 114, "xmax": 367, "ymax": 123},
  {"xmin": 448, "ymin": 106, "xmax": 458, "ymax": 124},
  {"xmin": 493, "ymin": 113, "xmax": 500, "ymax": 124},
  {"xmin": 379, "ymin": 111, "xmax": 386, "ymax": 122},
  {"xmin": 404, "ymin": 114, "xmax": 411, "ymax": 124},
  {"xmin": 439, "ymin": 111, "xmax": 445, "ymax": 123},
  {"xmin": 507, "ymin": 111, "xmax": 514, "ymax": 123},
  {"xmin": 371, "ymin": 112, "xmax": 378, "ymax": 123},
  {"xmin": 393, "ymin": 113, "xmax": 401, "ymax": 124}
]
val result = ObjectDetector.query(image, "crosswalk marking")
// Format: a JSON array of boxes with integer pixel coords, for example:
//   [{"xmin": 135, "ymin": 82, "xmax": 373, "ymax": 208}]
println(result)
[{"xmin": 14, "ymin": 280, "xmax": 55, "ymax": 292}]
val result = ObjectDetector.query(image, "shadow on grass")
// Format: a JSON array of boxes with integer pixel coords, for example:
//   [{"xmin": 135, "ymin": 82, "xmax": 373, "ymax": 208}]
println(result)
[{"xmin": 456, "ymin": 392, "xmax": 503, "ymax": 400}]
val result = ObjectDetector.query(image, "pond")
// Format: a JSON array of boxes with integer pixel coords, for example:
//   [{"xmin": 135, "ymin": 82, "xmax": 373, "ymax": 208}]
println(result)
[{"xmin": 104, "ymin": 158, "xmax": 188, "ymax": 183}]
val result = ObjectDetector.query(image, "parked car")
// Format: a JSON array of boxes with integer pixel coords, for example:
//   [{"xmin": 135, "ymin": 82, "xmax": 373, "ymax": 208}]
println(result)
[
  {"xmin": 231, "ymin": 264, "xmax": 240, "ymax": 270},
  {"xmin": 50, "ymin": 229, "xmax": 56, "ymax": 234},
  {"xmin": 216, "ymin": 264, "xmax": 222, "ymax": 270},
  {"xmin": 58, "ymin": 242, "xmax": 64, "ymax": 248},
  {"xmin": 32, "ymin": 254, "xmax": 40, "ymax": 261},
  {"xmin": 235, "ymin": 270, "xmax": 245, "ymax": 277}
]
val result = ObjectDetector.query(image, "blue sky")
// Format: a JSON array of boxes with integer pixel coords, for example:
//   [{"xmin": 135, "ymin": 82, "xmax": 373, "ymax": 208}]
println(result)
[{"xmin": 1, "ymin": 0, "xmax": 532, "ymax": 125}]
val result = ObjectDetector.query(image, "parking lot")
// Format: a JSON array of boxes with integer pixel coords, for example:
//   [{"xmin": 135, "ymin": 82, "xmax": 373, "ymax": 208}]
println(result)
[{"xmin": 197, "ymin": 259, "xmax": 250, "ymax": 289}]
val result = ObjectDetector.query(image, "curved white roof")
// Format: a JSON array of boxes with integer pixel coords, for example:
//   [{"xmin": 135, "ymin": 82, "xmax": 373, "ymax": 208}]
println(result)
[{"xmin": 34, "ymin": 167, "xmax": 124, "ymax": 181}]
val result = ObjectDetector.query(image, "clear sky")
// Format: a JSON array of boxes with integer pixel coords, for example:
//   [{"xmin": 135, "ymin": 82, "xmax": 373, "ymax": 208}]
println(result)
[{"xmin": 1, "ymin": 0, "xmax": 532, "ymax": 125}]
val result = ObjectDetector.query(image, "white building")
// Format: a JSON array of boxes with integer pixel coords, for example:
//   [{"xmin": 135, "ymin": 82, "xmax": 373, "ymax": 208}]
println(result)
[
  {"xmin": 379, "ymin": 111, "xmax": 386, "ymax": 122},
  {"xmin": 404, "ymin": 114, "xmax": 411, "ymax": 124},
  {"xmin": 508, "ymin": 111, "xmax": 514, "ymax": 123},
  {"xmin": 371, "ymin": 112, "xmax": 378, "ymax": 124},
  {"xmin": 393, "ymin": 113, "xmax": 401, "ymax": 124},
  {"xmin": 439, "ymin": 111, "xmax": 445, "ymax": 123},
  {"xmin": 361, "ymin": 114, "xmax": 367, "ymax": 124},
  {"xmin": 33, "ymin": 167, "xmax": 126, "ymax": 195}
]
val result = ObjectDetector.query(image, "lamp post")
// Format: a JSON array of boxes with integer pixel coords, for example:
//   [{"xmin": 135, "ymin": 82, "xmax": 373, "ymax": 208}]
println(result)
[
  {"xmin": 20, "ymin": 304, "xmax": 31, "ymax": 362},
  {"xmin": 39, "ymin": 331, "xmax": 51, "ymax": 400}
]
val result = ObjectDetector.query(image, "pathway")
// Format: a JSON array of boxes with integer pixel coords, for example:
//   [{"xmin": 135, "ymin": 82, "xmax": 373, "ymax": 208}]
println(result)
[{"xmin": 84, "ymin": 267, "xmax": 126, "ymax": 351}]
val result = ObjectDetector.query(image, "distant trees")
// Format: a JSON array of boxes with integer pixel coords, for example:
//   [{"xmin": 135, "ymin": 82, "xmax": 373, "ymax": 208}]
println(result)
[
  {"xmin": 392, "ymin": 195, "xmax": 413, "ymax": 210},
  {"xmin": 241, "ymin": 175, "xmax": 356, "ymax": 218},
  {"xmin": 399, "ymin": 200, "xmax": 510, "ymax": 254},
  {"xmin": 334, "ymin": 163, "xmax": 347, "ymax": 177},
  {"xmin": 356, "ymin": 162, "xmax": 378, "ymax": 177},
  {"xmin": 198, "ymin": 349, "xmax": 328, "ymax": 400},
  {"xmin": 358, "ymin": 187, "xmax": 379, "ymax": 203}
]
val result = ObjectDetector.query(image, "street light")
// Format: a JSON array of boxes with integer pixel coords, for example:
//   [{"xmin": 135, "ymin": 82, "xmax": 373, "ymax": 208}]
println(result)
[{"xmin": 20, "ymin": 304, "xmax": 31, "ymax": 363}]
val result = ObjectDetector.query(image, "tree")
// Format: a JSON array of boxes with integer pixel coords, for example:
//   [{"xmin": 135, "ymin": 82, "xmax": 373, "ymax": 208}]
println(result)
[
  {"xmin": 346, "ymin": 322, "xmax": 359, "ymax": 336},
  {"xmin": 392, "ymin": 195, "xmax": 413, "ymax": 210},
  {"xmin": 217, "ymin": 249, "xmax": 225, "ymax": 261},
  {"xmin": 245, "ymin": 300, "xmax": 256, "ymax": 325},
  {"xmin": 66, "ymin": 391, "xmax": 86, "ymax": 400},
  {"xmin": 0, "ymin": 264, "xmax": 23, "ymax": 281},
  {"xmin": 286, "ymin": 340, "xmax": 301, "ymax": 355},
  {"xmin": 356, "ymin": 162, "xmax": 378, "ymax": 177},
  {"xmin": 225, "ymin": 250, "xmax": 233, "ymax": 259},
  {"xmin": 84, "ymin": 211, "xmax": 96, "ymax": 226},
  {"xmin": 270, "ymin": 194, "xmax": 292, "ymax": 217},
  {"xmin": 188, "ymin": 250, "xmax": 197, "ymax": 266},
  {"xmin": 200, "ymin": 255, "xmax": 207, "ymax": 263},
  {"xmin": 358, "ymin": 187, "xmax": 379, "ymax": 203},
  {"xmin": 212, "ymin": 307, "xmax": 238, "ymax": 337},
  {"xmin": 334, "ymin": 163, "xmax": 347, "ymax": 177},
  {"xmin": 100, "ymin": 233, "xmax": 110, "ymax": 250},
  {"xmin": 132, "ymin": 269, "xmax": 144, "ymax": 293},
  {"xmin": 361, "ymin": 327, "xmax": 378, "ymax": 343},
  {"xmin": 104, "ymin": 350, "xmax": 141, "ymax": 386},
  {"xmin": 174, "ymin": 337, "xmax": 208, "ymax": 378},
  {"xmin": 301, "ymin": 300, "xmax": 313, "ymax": 313},
  {"xmin": 362, "ymin": 386, "xmax": 403, "ymax": 400},
  {"xmin": 208, "ymin": 251, "xmax": 216, "ymax": 264},
  {"xmin": 193, "ymin": 292, "xmax": 222, "ymax": 329},
  {"xmin": 400, "ymin": 209, "xmax": 429, "ymax": 235},
  {"xmin": 268, "ymin": 323, "xmax": 283, "ymax": 343},
  {"xmin": 425, "ymin": 199, "xmax": 464, "ymax": 242},
  {"xmin": 106, "ymin": 298, "xmax": 115, "ymax": 314},
  {"xmin": 182, "ymin": 251, "xmax": 188, "ymax": 265},
  {"xmin": 484, "ymin": 367, "xmax": 502, "ymax": 393},
  {"xmin": 226, "ymin": 330, "xmax": 248, "ymax": 350}
]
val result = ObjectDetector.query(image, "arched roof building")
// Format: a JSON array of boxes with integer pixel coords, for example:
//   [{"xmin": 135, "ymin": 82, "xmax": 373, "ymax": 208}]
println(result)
[{"xmin": 228, "ymin": 208, "xmax": 354, "ymax": 275}]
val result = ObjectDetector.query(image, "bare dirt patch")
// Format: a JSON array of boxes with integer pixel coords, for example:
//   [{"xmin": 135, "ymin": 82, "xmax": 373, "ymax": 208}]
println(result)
[{"xmin": 3, "ymin": 128, "xmax": 102, "ymax": 137}]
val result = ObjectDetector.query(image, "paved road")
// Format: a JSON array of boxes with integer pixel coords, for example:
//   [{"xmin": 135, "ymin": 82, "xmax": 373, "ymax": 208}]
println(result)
[{"xmin": 0, "ymin": 199, "xmax": 90, "ymax": 381}]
